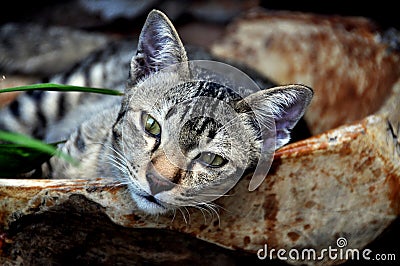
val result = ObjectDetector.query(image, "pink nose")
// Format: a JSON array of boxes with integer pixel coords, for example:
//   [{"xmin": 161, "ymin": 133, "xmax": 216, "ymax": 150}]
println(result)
[{"xmin": 146, "ymin": 171, "xmax": 175, "ymax": 195}]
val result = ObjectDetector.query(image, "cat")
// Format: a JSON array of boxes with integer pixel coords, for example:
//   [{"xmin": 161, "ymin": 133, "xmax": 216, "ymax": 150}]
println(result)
[{"xmin": 0, "ymin": 9, "xmax": 313, "ymax": 215}]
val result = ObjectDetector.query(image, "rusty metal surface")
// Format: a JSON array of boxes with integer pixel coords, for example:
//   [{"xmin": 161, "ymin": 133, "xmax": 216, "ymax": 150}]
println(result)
[
  {"xmin": 1, "ymin": 112, "xmax": 399, "ymax": 265},
  {"xmin": 211, "ymin": 9, "xmax": 400, "ymax": 134}
]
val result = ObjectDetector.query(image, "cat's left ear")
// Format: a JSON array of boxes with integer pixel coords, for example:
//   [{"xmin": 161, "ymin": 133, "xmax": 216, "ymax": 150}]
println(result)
[
  {"xmin": 129, "ymin": 9, "xmax": 188, "ymax": 85},
  {"xmin": 237, "ymin": 85, "xmax": 313, "ymax": 149}
]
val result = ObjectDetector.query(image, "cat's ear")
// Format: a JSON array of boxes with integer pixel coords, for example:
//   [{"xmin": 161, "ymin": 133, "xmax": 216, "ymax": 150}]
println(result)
[
  {"xmin": 129, "ymin": 9, "xmax": 188, "ymax": 85},
  {"xmin": 237, "ymin": 85, "xmax": 313, "ymax": 149}
]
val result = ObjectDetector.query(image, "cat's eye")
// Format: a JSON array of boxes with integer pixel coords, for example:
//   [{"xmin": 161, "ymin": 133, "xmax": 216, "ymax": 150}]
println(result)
[
  {"xmin": 197, "ymin": 152, "xmax": 227, "ymax": 168},
  {"xmin": 142, "ymin": 113, "xmax": 161, "ymax": 137}
]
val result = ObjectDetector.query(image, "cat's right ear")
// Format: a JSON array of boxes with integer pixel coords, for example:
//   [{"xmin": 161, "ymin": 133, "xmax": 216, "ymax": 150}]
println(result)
[
  {"xmin": 129, "ymin": 9, "xmax": 188, "ymax": 85},
  {"xmin": 236, "ymin": 85, "xmax": 313, "ymax": 149}
]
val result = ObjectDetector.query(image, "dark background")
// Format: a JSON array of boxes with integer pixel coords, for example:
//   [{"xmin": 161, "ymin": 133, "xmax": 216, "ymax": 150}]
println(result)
[
  {"xmin": 262, "ymin": 1, "xmax": 399, "ymax": 30},
  {"xmin": 0, "ymin": 0, "xmax": 399, "ymax": 29}
]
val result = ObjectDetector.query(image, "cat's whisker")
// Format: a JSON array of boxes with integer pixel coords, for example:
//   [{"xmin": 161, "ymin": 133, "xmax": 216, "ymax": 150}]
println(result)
[
  {"xmin": 197, "ymin": 206, "xmax": 208, "ymax": 224},
  {"xmin": 170, "ymin": 209, "xmax": 177, "ymax": 224},
  {"xmin": 100, "ymin": 142, "xmax": 142, "ymax": 190},
  {"xmin": 104, "ymin": 152, "xmax": 129, "ymax": 175},
  {"xmin": 177, "ymin": 207, "xmax": 188, "ymax": 225},
  {"xmin": 102, "ymin": 157, "xmax": 140, "ymax": 194},
  {"xmin": 183, "ymin": 206, "xmax": 191, "ymax": 225},
  {"xmin": 183, "ymin": 202, "xmax": 206, "ymax": 219},
  {"xmin": 207, "ymin": 203, "xmax": 221, "ymax": 227},
  {"xmin": 106, "ymin": 155, "xmax": 127, "ymax": 171},
  {"xmin": 107, "ymin": 158, "xmax": 127, "ymax": 174},
  {"xmin": 209, "ymin": 201, "xmax": 231, "ymax": 214},
  {"xmin": 104, "ymin": 147, "xmax": 131, "ymax": 174},
  {"xmin": 192, "ymin": 204, "xmax": 210, "ymax": 224},
  {"xmin": 114, "ymin": 180, "xmax": 132, "ymax": 187},
  {"xmin": 195, "ymin": 201, "xmax": 221, "ymax": 227},
  {"xmin": 196, "ymin": 193, "xmax": 233, "ymax": 197},
  {"xmin": 187, "ymin": 200, "xmax": 220, "ymax": 226},
  {"xmin": 91, "ymin": 141, "xmax": 128, "ymax": 167},
  {"xmin": 105, "ymin": 144, "xmax": 130, "ymax": 164}
]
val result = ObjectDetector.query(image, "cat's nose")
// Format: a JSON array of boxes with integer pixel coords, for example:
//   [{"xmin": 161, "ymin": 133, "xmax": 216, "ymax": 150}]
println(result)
[
  {"xmin": 150, "ymin": 150, "xmax": 183, "ymax": 183},
  {"xmin": 146, "ymin": 172, "xmax": 175, "ymax": 195}
]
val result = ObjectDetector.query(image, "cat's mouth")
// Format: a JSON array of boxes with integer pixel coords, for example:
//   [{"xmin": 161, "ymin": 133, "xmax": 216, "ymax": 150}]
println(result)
[
  {"xmin": 141, "ymin": 193, "xmax": 163, "ymax": 206},
  {"xmin": 133, "ymin": 191, "xmax": 170, "ymax": 214}
]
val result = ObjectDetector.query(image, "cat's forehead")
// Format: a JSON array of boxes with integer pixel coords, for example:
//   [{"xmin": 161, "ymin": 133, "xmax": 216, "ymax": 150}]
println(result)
[
  {"xmin": 127, "ymin": 60, "xmax": 262, "ymax": 115},
  {"xmin": 129, "ymin": 70, "xmax": 244, "ymax": 112}
]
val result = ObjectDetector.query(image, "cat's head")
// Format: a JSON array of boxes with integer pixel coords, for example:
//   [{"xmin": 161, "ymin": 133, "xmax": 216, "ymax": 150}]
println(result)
[{"xmin": 110, "ymin": 10, "xmax": 313, "ymax": 215}]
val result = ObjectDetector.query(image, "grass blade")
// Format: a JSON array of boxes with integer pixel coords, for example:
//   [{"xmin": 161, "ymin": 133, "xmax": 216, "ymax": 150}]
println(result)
[
  {"xmin": 0, "ymin": 131, "xmax": 78, "ymax": 177},
  {"xmin": 0, "ymin": 83, "xmax": 123, "ymax": 96},
  {"xmin": 0, "ymin": 82, "xmax": 108, "ymax": 177}
]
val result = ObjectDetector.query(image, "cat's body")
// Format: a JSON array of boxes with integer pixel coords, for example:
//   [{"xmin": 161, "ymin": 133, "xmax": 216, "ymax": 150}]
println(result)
[{"xmin": 0, "ymin": 10, "xmax": 313, "ymax": 215}]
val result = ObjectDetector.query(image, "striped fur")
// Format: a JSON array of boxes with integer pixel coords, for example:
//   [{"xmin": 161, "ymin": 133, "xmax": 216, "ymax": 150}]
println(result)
[{"xmin": 0, "ymin": 40, "xmax": 133, "ymax": 140}]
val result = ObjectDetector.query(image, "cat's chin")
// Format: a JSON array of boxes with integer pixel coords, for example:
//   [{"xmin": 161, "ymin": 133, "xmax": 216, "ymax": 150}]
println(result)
[{"xmin": 131, "ymin": 191, "xmax": 171, "ymax": 215}]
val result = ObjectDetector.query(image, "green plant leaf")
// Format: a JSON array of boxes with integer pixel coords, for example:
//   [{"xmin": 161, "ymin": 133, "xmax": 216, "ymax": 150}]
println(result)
[
  {"xmin": 0, "ymin": 82, "xmax": 115, "ymax": 177},
  {"xmin": 0, "ymin": 83, "xmax": 123, "ymax": 96},
  {"xmin": 0, "ymin": 131, "xmax": 77, "ymax": 178}
]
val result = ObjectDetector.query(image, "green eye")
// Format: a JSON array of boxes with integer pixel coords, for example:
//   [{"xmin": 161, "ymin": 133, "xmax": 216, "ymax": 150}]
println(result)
[
  {"xmin": 143, "ymin": 113, "xmax": 161, "ymax": 137},
  {"xmin": 198, "ymin": 152, "xmax": 227, "ymax": 168}
]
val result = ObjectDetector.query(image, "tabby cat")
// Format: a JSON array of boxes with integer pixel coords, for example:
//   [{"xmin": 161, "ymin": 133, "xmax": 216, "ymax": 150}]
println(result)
[{"xmin": 0, "ymin": 10, "xmax": 313, "ymax": 215}]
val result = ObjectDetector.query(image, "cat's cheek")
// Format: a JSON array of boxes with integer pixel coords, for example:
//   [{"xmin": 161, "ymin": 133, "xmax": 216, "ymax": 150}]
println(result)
[
  {"xmin": 134, "ymin": 167, "xmax": 152, "ymax": 194},
  {"xmin": 189, "ymin": 163, "xmax": 208, "ymax": 173}
]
